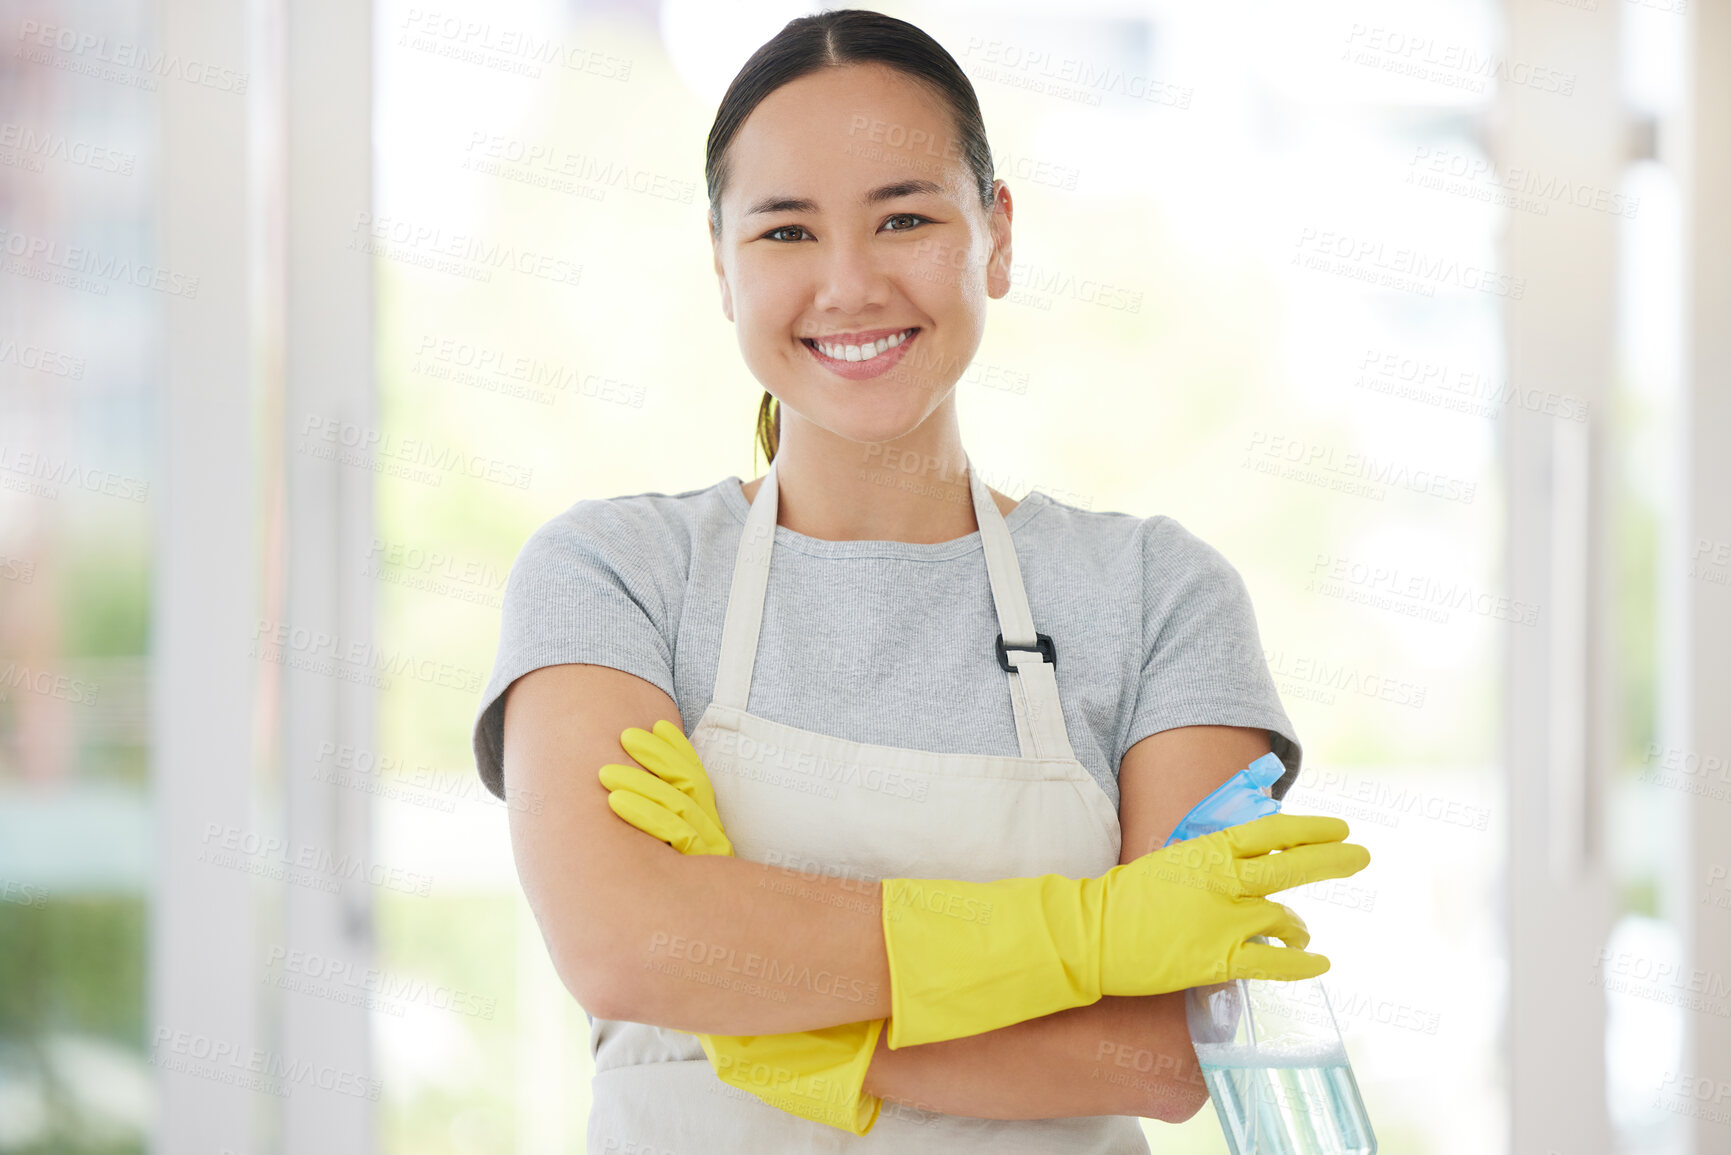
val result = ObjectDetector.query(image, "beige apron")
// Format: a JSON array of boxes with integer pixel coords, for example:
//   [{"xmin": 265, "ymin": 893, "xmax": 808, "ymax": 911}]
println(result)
[{"xmin": 585, "ymin": 452, "xmax": 1151, "ymax": 1153}]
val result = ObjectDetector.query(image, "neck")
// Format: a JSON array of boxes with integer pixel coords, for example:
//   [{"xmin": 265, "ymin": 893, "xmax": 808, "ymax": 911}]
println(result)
[{"xmin": 766, "ymin": 415, "xmax": 982, "ymax": 544}]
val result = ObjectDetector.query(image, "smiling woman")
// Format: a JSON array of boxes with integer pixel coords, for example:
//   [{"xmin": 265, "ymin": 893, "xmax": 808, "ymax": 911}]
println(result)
[
  {"xmin": 703, "ymin": 17, "xmax": 1014, "ymax": 545},
  {"xmin": 483, "ymin": 8, "xmax": 1363, "ymax": 1155}
]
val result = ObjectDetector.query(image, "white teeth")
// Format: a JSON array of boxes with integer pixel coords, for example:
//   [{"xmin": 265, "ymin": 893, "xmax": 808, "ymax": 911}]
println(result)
[{"xmin": 814, "ymin": 328, "xmax": 914, "ymax": 362}]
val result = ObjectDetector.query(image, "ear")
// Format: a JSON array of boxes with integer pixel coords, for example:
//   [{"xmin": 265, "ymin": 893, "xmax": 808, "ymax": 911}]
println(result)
[
  {"xmin": 708, "ymin": 214, "xmax": 736, "ymax": 322},
  {"xmin": 985, "ymin": 180, "xmax": 1014, "ymax": 301}
]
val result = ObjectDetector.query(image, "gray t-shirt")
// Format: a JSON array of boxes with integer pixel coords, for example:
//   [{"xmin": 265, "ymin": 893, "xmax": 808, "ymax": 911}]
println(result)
[{"xmin": 472, "ymin": 475, "xmax": 1301, "ymax": 813}]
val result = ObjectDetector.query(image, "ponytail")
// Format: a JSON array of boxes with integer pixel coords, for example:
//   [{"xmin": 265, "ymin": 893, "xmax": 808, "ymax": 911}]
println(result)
[{"xmin": 754, "ymin": 390, "xmax": 780, "ymax": 469}]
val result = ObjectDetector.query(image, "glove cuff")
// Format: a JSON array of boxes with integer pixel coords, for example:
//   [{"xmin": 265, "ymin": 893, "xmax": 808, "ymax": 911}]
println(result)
[
  {"xmin": 881, "ymin": 872, "xmax": 1101, "ymax": 1049},
  {"xmin": 699, "ymin": 1018, "xmax": 886, "ymax": 1136}
]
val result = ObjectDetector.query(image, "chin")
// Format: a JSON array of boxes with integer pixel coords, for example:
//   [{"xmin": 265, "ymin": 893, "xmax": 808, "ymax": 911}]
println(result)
[
  {"xmin": 829, "ymin": 418, "xmax": 924, "ymax": 448},
  {"xmin": 806, "ymin": 404, "xmax": 929, "ymax": 449}
]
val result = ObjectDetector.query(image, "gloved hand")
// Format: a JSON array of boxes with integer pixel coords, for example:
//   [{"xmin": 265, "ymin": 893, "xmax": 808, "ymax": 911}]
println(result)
[
  {"xmin": 600, "ymin": 720, "xmax": 734, "ymax": 857},
  {"xmin": 599, "ymin": 721, "xmax": 886, "ymax": 1137},
  {"xmin": 879, "ymin": 811, "xmax": 1370, "ymax": 1049}
]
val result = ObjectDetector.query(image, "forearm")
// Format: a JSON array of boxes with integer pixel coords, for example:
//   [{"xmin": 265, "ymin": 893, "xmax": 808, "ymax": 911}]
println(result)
[
  {"xmin": 501, "ymin": 663, "xmax": 897, "ymax": 1036},
  {"xmin": 599, "ymin": 847, "xmax": 895, "ymax": 1035},
  {"xmin": 861, "ymin": 992, "xmax": 1211, "ymax": 1124}
]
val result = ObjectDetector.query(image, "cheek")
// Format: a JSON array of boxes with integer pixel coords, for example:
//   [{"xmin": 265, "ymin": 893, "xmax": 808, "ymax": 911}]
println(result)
[
  {"xmin": 902, "ymin": 231, "xmax": 985, "ymax": 292},
  {"xmin": 731, "ymin": 275, "xmax": 806, "ymax": 340}
]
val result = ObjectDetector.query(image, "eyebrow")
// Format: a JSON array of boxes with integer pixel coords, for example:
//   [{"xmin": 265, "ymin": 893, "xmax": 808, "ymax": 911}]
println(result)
[{"xmin": 744, "ymin": 179, "xmax": 947, "ymax": 217}]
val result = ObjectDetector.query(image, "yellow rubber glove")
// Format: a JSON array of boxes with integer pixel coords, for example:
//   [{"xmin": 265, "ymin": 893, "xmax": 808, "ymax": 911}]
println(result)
[
  {"xmin": 600, "ymin": 721, "xmax": 734, "ymax": 857},
  {"xmin": 879, "ymin": 811, "xmax": 1370, "ymax": 1049},
  {"xmin": 599, "ymin": 721, "xmax": 885, "ymax": 1137}
]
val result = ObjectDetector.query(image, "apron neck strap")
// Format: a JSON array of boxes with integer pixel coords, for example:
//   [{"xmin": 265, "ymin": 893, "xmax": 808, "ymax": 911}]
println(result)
[{"xmin": 712, "ymin": 451, "xmax": 1074, "ymax": 760}]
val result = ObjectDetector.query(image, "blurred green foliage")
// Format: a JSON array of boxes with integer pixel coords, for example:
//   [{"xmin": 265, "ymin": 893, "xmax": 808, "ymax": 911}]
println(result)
[
  {"xmin": 58, "ymin": 548, "xmax": 149, "ymax": 659},
  {"xmin": 375, "ymin": 893, "xmax": 523, "ymax": 1155},
  {"xmin": 0, "ymin": 896, "xmax": 147, "ymax": 1155}
]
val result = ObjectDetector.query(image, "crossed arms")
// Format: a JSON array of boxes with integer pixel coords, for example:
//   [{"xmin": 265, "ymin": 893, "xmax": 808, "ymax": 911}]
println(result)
[{"xmin": 502, "ymin": 661, "xmax": 1270, "ymax": 1122}]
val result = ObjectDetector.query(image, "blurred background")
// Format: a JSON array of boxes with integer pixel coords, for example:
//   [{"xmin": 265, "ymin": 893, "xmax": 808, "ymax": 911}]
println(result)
[{"xmin": 1, "ymin": 0, "xmax": 1727, "ymax": 1152}]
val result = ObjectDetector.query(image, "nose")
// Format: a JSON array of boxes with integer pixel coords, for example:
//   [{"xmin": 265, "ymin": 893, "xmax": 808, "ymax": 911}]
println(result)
[{"xmin": 810, "ymin": 234, "xmax": 896, "ymax": 316}]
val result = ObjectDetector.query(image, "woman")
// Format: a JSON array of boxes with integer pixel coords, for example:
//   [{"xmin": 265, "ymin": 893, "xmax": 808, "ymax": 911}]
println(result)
[{"xmin": 473, "ymin": 9, "xmax": 1369, "ymax": 1152}]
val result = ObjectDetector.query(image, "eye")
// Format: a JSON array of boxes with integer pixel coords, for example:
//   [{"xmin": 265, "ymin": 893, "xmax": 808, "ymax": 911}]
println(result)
[
  {"xmin": 762, "ymin": 224, "xmax": 811, "ymax": 243},
  {"xmin": 883, "ymin": 213, "xmax": 931, "ymax": 233}
]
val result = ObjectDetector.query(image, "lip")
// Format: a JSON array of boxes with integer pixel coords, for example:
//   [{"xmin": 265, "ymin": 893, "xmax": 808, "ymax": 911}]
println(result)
[{"xmin": 801, "ymin": 327, "xmax": 920, "ymax": 381}]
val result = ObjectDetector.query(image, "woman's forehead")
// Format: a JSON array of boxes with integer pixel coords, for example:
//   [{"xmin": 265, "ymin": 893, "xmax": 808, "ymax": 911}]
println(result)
[
  {"xmin": 752, "ymin": 61, "xmax": 944, "ymax": 121},
  {"xmin": 726, "ymin": 70, "xmax": 965, "ymax": 208}
]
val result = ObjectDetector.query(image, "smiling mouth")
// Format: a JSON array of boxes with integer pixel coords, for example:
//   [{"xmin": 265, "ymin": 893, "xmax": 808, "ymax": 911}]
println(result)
[{"xmin": 800, "ymin": 327, "xmax": 920, "ymax": 363}]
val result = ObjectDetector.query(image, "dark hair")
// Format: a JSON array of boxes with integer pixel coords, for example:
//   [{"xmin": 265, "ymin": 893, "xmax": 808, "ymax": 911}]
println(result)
[{"xmin": 704, "ymin": 9, "xmax": 997, "ymax": 470}]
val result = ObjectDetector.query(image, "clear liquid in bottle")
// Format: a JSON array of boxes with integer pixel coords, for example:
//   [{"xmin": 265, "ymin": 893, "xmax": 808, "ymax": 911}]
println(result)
[{"xmin": 1193, "ymin": 1037, "xmax": 1377, "ymax": 1155}]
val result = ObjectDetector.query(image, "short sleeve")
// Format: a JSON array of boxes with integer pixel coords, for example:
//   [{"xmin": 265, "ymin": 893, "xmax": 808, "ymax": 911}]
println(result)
[
  {"xmin": 471, "ymin": 498, "xmax": 679, "ymax": 800},
  {"xmin": 1124, "ymin": 517, "xmax": 1304, "ymax": 800}
]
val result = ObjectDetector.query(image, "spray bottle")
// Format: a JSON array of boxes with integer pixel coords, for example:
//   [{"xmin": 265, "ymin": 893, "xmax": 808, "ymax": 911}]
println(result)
[{"xmin": 1164, "ymin": 753, "xmax": 1378, "ymax": 1155}]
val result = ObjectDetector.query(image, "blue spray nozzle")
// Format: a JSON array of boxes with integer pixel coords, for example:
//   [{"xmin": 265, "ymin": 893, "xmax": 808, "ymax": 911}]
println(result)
[{"xmin": 1162, "ymin": 752, "xmax": 1286, "ymax": 847}]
